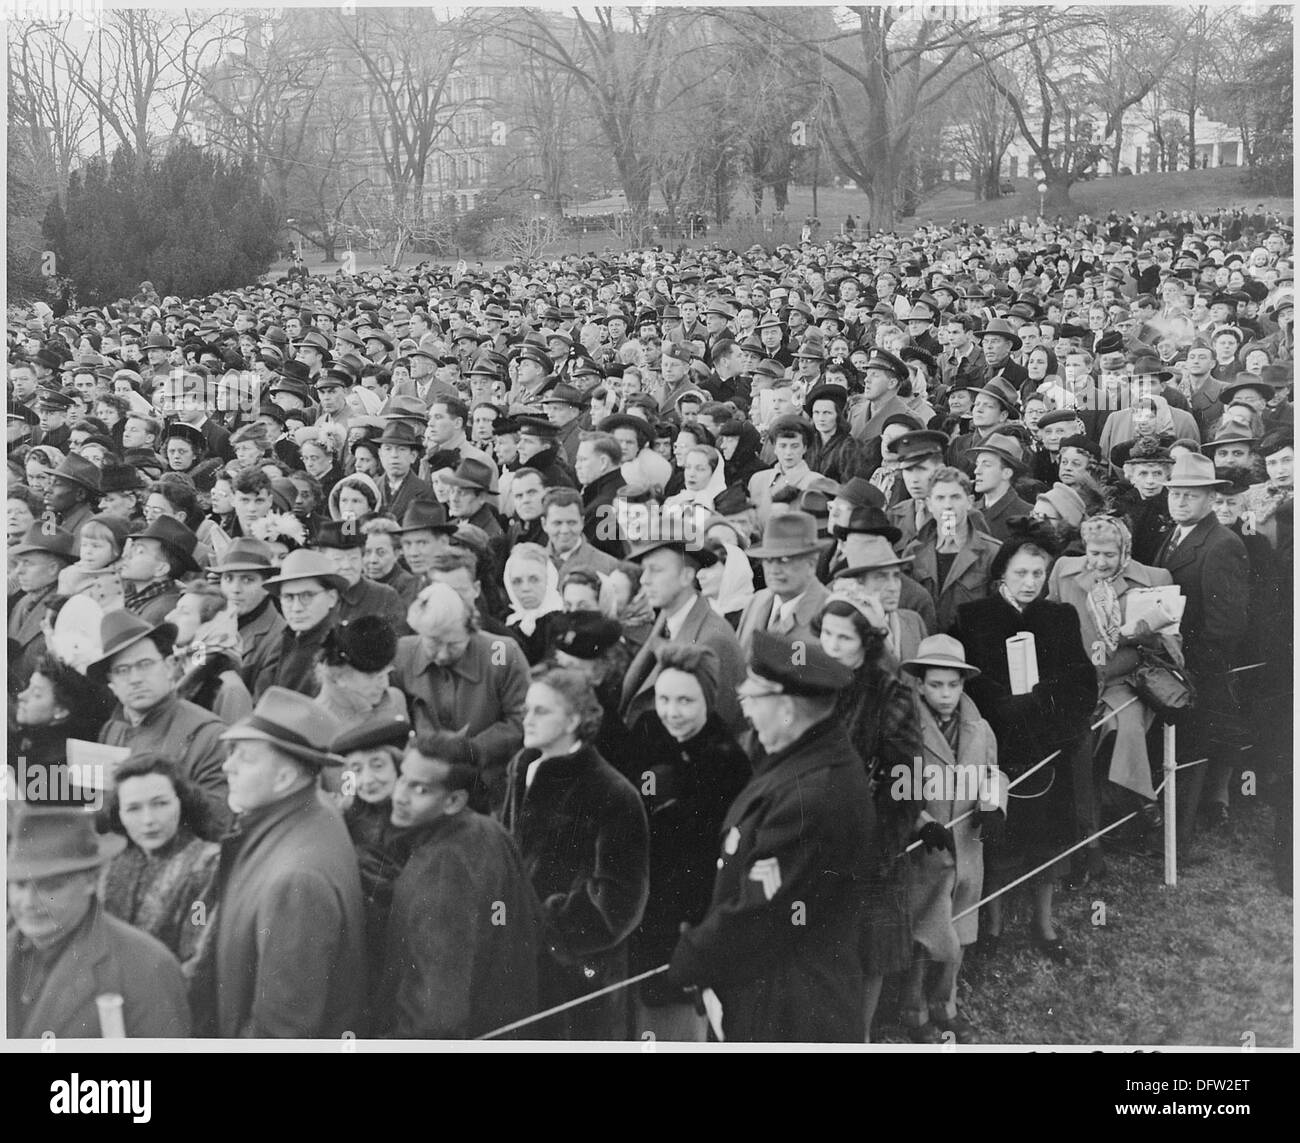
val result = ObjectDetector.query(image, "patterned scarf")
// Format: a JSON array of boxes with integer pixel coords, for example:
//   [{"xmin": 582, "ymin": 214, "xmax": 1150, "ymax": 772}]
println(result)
[{"xmin": 1079, "ymin": 516, "xmax": 1132, "ymax": 662}]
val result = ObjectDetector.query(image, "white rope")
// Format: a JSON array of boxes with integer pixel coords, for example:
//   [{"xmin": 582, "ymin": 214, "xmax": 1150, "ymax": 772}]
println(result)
[
  {"xmin": 950, "ymin": 759, "xmax": 1207, "ymax": 923},
  {"xmin": 476, "ymin": 964, "xmax": 670, "ymax": 1040},
  {"xmin": 901, "ymin": 695, "xmax": 1142, "ymax": 855}
]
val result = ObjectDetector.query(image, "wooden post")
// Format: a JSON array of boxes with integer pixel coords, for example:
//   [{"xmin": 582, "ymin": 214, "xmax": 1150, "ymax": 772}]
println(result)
[{"xmin": 1163, "ymin": 723, "xmax": 1177, "ymax": 886}]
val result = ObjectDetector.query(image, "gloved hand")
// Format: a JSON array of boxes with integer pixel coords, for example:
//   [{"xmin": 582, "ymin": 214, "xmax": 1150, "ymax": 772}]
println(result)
[
  {"xmin": 916, "ymin": 820, "xmax": 956, "ymax": 855},
  {"xmin": 973, "ymin": 808, "xmax": 1006, "ymax": 845}
]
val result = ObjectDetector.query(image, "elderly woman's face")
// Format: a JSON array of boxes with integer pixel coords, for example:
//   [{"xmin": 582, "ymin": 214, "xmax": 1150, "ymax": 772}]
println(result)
[
  {"xmin": 1084, "ymin": 537, "xmax": 1123, "ymax": 580},
  {"xmin": 299, "ymin": 443, "xmax": 330, "ymax": 478}
]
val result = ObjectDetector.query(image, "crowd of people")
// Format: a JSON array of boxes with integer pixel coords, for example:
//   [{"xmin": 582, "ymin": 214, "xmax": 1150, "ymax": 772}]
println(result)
[{"xmin": 6, "ymin": 203, "xmax": 1294, "ymax": 1044}]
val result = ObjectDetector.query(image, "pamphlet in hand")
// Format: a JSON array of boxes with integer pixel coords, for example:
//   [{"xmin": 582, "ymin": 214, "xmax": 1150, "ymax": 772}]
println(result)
[
  {"xmin": 1121, "ymin": 586, "xmax": 1185, "ymax": 636},
  {"xmin": 1006, "ymin": 632, "xmax": 1039, "ymax": 695}
]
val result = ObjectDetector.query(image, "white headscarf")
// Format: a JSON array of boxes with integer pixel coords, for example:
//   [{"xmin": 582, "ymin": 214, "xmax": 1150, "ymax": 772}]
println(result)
[
  {"xmin": 504, "ymin": 543, "xmax": 564, "ymax": 636},
  {"xmin": 706, "ymin": 542, "xmax": 756, "ymax": 618}
]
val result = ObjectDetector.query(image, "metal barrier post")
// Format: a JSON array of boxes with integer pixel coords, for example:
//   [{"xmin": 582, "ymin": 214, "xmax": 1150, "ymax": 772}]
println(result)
[{"xmin": 1163, "ymin": 723, "xmax": 1177, "ymax": 886}]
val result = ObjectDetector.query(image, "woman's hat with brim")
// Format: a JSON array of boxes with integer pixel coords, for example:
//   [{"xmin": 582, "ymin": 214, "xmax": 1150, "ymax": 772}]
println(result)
[
  {"xmin": 748, "ymin": 510, "xmax": 827, "ymax": 559},
  {"xmin": 549, "ymin": 610, "xmax": 624, "ymax": 660},
  {"xmin": 1035, "ymin": 482, "xmax": 1088, "ymax": 528},
  {"xmin": 87, "ymin": 610, "xmax": 179, "ymax": 682},
  {"xmin": 220, "ymin": 686, "xmax": 345, "ymax": 770},
  {"xmin": 1164, "ymin": 452, "xmax": 1233, "ymax": 490},
  {"xmin": 804, "ymin": 383, "xmax": 850, "ymax": 411},
  {"xmin": 263, "ymin": 548, "xmax": 347, "ymax": 594},
  {"xmin": 7, "ymin": 807, "xmax": 126, "ymax": 881},
  {"xmin": 900, "ymin": 633, "xmax": 981, "ymax": 680}
]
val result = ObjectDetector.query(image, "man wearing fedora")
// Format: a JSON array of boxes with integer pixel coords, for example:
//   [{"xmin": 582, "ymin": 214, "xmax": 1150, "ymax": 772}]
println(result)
[
  {"xmin": 541, "ymin": 383, "xmax": 586, "ymax": 465},
  {"xmin": 194, "ymin": 688, "xmax": 367, "ymax": 1038},
  {"xmin": 253, "ymin": 549, "xmax": 345, "ymax": 699},
  {"xmin": 976, "ymin": 318, "xmax": 1028, "ymax": 394},
  {"xmin": 8, "ymin": 807, "xmax": 191, "ymax": 1038},
  {"xmin": 1157, "ymin": 453, "xmax": 1250, "ymax": 851},
  {"xmin": 316, "ymin": 519, "xmax": 407, "ymax": 631},
  {"xmin": 377, "ymin": 420, "xmax": 438, "ymax": 523},
  {"xmin": 92, "ymin": 611, "xmax": 231, "ymax": 829},
  {"xmin": 118, "ymin": 516, "xmax": 201, "ymax": 625},
  {"xmin": 833, "ymin": 533, "xmax": 929, "ymax": 667},
  {"xmin": 43, "ymin": 451, "xmax": 101, "ymax": 541},
  {"xmin": 621, "ymin": 535, "xmax": 746, "ymax": 735},
  {"xmin": 212, "ymin": 537, "xmax": 288, "ymax": 693},
  {"xmin": 442, "ymin": 457, "xmax": 504, "ymax": 540},
  {"xmin": 948, "ymin": 378, "xmax": 1019, "ymax": 475},
  {"xmin": 663, "ymin": 631, "xmax": 877, "ymax": 1042},
  {"xmin": 9, "ymin": 523, "xmax": 78, "ymax": 686},
  {"xmin": 736, "ymin": 511, "xmax": 831, "ymax": 656},
  {"xmin": 970, "ymin": 433, "xmax": 1034, "ymax": 541}
]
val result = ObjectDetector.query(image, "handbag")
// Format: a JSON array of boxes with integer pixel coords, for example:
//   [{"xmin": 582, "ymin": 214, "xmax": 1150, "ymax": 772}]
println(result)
[{"xmin": 1131, "ymin": 645, "xmax": 1196, "ymax": 721}]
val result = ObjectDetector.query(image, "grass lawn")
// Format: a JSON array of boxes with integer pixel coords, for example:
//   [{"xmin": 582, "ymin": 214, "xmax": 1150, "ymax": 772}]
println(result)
[{"xmin": 870, "ymin": 796, "xmax": 1292, "ymax": 1047}]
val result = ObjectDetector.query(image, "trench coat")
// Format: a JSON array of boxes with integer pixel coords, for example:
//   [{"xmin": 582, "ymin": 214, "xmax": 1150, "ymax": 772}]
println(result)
[
  {"xmin": 667, "ymin": 714, "xmax": 877, "ymax": 1043},
  {"xmin": 904, "ymin": 523, "xmax": 1002, "ymax": 633},
  {"xmin": 908, "ymin": 694, "xmax": 1006, "ymax": 960}
]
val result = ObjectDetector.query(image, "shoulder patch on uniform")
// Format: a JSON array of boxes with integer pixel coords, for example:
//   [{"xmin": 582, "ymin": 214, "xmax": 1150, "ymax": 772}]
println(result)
[{"xmin": 748, "ymin": 857, "xmax": 781, "ymax": 900}]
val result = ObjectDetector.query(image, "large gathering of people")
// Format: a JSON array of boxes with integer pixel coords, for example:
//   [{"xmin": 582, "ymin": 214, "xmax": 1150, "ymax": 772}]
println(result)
[{"xmin": 6, "ymin": 203, "xmax": 1294, "ymax": 1043}]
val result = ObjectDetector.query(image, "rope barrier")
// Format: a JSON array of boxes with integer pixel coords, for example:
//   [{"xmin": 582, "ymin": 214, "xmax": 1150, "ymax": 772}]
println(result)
[
  {"xmin": 476, "ymin": 964, "xmax": 670, "ymax": 1040},
  {"xmin": 901, "ymin": 695, "xmax": 1141, "ymax": 856},
  {"xmin": 950, "ymin": 760, "xmax": 1206, "ymax": 923}
]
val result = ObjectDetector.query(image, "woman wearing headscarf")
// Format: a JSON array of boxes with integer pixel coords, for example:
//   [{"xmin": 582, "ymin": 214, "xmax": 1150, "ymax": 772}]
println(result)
[
  {"xmin": 717, "ymin": 419, "xmax": 768, "ymax": 487},
  {"xmin": 1049, "ymin": 515, "xmax": 1180, "ymax": 864},
  {"xmin": 663, "ymin": 443, "xmax": 728, "ymax": 538},
  {"xmin": 814, "ymin": 586, "xmax": 924, "ymax": 1041},
  {"xmin": 695, "ymin": 536, "xmax": 755, "ymax": 628},
  {"xmin": 327, "ymin": 472, "xmax": 382, "ymax": 522},
  {"xmin": 503, "ymin": 542, "xmax": 565, "ymax": 664}
]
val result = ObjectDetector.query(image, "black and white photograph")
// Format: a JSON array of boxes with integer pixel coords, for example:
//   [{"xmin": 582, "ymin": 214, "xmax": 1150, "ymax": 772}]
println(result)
[{"xmin": 4, "ymin": 2, "xmax": 1294, "ymax": 1062}]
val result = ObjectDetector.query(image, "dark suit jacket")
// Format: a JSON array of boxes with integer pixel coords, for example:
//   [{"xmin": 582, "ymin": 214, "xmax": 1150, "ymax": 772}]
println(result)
[
  {"xmin": 979, "ymin": 487, "xmax": 1034, "ymax": 541},
  {"xmin": 1157, "ymin": 513, "xmax": 1249, "ymax": 672},
  {"xmin": 380, "ymin": 470, "xmax": 436, "ymax": 523},
  {"xmin": 620, "ymin": 593, "xmax": 746, "ymax": 734}
]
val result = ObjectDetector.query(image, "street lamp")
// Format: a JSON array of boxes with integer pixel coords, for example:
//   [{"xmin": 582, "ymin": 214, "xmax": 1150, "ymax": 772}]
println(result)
[{"xmin": 1037, "ymin": 181, "xmax": 1048, "ymax": 220}]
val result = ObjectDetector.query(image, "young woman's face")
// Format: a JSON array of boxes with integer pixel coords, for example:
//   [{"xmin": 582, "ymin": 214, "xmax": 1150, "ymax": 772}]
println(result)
[
  {"xmin": 1001, "ymin": 549, "xmax": 1050, "ymax": 606},
  {"xmin": 116, "ymin": 772, "xmax": 183, "ymax": 854},
  {"xmin": 683, "ymin": 449, "xmax": 715, "ymax": 491},
  {"xmin": 819, "ymin": 612, "xmax": 866, "ymax": 669},
  {"xmin": 337, "ymin": 485, "xmax": 371, "ymax": 519}
]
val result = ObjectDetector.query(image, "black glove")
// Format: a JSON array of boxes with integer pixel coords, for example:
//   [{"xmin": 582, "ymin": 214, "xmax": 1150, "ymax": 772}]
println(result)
[
  {"xmin": 916, "ymin": 820, "xmax": 956, "ymax": 855},
  {"xmin": 973, "ymin": 808, "xmax": 1006, "ymax": 845}
]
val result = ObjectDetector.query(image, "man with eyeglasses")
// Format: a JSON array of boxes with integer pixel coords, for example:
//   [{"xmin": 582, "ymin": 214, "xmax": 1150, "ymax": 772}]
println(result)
[
  {"xmin": 254, "ymin": 550, "xmax": 345, "ymax": 699},
  {"xmin": 91, "ymin": 611, "xmax": 230, "ymax": 830}
]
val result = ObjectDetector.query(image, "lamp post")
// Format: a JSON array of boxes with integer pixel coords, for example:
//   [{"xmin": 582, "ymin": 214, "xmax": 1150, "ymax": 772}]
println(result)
[{"xmin": 1037, "ymin": 180, "xmax": 1048, "ymax": 221}]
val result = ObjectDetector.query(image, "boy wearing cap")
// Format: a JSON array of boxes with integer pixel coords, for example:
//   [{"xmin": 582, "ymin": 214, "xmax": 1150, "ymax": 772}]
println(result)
[
  {"xmin": 970, "ymin": 433, "xmax": 1033, "ymax": 541},
  {"xmin": 898, "ymin": 635, "xmax": 1004, "ymax": 1044}
]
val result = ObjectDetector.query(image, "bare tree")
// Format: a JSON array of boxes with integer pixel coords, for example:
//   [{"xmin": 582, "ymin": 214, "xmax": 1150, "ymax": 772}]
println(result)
[
  {"xmin": 8, "ymin": 19, "xmax": 93, "ymax": 187},
  {"xmin": 500, "ymin": 7, "xmax": 692, "ymax": 223},
  {"xmin": 331, "ymin": 8, "xmax": 489, "ymax": 221},
  {"xmin": 946, "ymin": 61, "xmax": 1019, "ymax": 200},
  {"xmin": 58, "ymin": 9, "xmax": 239, "ymax": 171}
]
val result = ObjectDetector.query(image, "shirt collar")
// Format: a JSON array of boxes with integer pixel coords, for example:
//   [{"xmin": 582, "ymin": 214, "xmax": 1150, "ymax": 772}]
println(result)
[{"xmin": 663, "ymin": 593, "xmax": 697, "ymax": 640}]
